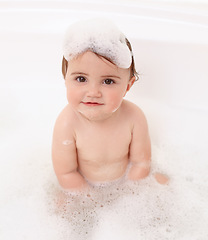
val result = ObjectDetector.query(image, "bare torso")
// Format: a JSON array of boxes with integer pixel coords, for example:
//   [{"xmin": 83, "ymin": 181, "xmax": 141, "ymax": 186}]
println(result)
[
  {"xmin": 52, "ymin": 99, "xmax": 168, "ymax": 189},
  {"xmin": 74, "ymin": 104, "xmax": 132, "ymax": 182}
]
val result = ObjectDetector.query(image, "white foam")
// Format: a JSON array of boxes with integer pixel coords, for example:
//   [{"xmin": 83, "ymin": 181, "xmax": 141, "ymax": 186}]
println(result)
[{"xmin": 62, "ymin": 18, "xmax": 132, "ymax": 69}]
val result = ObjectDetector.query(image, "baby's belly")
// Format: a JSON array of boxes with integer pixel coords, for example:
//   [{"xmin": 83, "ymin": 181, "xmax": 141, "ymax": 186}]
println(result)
[{"xmin": 78, "ymin": 157, "xmax": 129, "ymax": 182}]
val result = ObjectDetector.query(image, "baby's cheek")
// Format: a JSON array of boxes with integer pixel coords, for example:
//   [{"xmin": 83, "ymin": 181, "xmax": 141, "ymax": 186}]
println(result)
[
  {"xmin": 67, "ymin": 88, "xmax": 79, "ymax": 104},
  {"xmin": 108, "ymin": 92, "xmax": 124, "ymax": 111}
]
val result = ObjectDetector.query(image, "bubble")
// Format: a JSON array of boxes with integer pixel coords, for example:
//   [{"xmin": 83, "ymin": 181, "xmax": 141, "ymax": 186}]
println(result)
[{"xmin": 63, "ymin": 18, "xmax": 132, "ymax": 69}]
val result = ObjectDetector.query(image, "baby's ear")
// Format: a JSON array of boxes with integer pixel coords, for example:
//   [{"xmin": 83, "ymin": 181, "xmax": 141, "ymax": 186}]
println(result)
[{"xmin": 125, "ymin": 76, "xmax": 135, "ymax": 94}]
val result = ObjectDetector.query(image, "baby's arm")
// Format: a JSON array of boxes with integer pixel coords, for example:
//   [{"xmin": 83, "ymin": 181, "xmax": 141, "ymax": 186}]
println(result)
[
  {"xmin": 52, "ymin": 107, "xmax": 87, "ymax": 191},
  {"xmin": 128, "ymin": 107, "xmax": 151, "ymax": 181}
]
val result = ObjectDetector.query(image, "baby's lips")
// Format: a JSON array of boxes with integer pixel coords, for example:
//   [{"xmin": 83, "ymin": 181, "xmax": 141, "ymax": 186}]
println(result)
[{"xmin": 82, "ymin": 101, "xmax": 104, "ymax": 105}]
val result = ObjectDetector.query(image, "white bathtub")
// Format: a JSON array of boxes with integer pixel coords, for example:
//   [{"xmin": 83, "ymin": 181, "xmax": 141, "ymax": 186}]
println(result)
[{"xmin": 0, "ymin": 1, "xmax": 208, "ymax": 239}]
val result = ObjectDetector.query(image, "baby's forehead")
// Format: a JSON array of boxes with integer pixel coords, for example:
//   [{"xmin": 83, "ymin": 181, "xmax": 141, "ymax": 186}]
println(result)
[{"xmin": 67, "ymin": 51, "xmax": 130, "ymax": 77}]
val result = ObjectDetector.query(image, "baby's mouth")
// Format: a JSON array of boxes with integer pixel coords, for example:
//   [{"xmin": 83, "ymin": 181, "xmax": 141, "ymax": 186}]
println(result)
[{"xmin": 82, "ymin": 101, "xmax": 104, "ymax": 106}]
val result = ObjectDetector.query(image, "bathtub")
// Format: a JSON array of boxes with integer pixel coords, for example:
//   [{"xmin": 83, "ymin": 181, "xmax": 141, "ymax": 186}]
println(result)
[{"xmin": 0, "ymin": 1, "xmax": 208, "ymax": 239}]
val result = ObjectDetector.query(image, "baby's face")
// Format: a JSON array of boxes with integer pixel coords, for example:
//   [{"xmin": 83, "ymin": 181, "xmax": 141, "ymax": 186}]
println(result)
[{"xmin": 65, "ymin": 51, "xmax": 134, "ymax": 121}]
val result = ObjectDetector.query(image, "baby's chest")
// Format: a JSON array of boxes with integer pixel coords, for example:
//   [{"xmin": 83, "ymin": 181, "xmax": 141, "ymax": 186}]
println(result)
[{"xmin": 76, "ymin": 126, "xmax": 132, "ymax": 160}]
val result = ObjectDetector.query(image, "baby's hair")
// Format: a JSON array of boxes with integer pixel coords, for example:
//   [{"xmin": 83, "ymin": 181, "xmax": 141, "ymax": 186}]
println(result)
[{"xmin": 62, "ymin": 37, "xmax": 139, "ymax": 81}]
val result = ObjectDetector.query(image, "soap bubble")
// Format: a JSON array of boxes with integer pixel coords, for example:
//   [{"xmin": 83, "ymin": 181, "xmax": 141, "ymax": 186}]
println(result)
[{"xmin": 63, "ymin": 18, "xmax": 132, "ymax": 69}]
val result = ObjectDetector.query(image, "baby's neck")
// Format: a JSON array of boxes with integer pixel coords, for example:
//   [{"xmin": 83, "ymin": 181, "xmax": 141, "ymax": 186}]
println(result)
[{"xmin": 77, "ymin": 107, "xmax": 121, "ymax": 126}]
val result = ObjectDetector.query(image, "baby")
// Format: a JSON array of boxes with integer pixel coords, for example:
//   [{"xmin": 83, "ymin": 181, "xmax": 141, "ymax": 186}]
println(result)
[{"xmin": 52, "ymin": 19, "xmax": 168, "ymax": 191}]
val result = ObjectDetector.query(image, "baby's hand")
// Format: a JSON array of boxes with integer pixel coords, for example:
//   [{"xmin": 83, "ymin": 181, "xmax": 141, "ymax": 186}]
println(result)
[{"xmin": 127, "ymin": 161, "xmax": 151, "ymax": 181}]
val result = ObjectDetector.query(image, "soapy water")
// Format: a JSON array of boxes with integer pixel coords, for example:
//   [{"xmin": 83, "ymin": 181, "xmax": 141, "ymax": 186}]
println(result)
[
  {"xmin": 48, "ymin": 144, "xmax": 208, "ymax": 240},
  {"xmin": 0, "ymin": 124, "xmax": 208, "ymax": 240}
]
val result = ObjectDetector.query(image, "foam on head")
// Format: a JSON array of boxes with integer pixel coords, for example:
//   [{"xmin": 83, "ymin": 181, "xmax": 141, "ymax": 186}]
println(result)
[{"xmin": 63, "ymin": 18, "xmax": 132, "ymax": 69}]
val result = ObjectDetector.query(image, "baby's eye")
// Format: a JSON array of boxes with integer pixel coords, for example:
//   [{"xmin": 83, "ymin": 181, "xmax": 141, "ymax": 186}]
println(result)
[
  {"xmin": 76, "ymin": 76, "xmax": 87, "ymax": 82},
  {"xmin": 103, "ymin": 79, "xmax": 115, "ymax": 85}
]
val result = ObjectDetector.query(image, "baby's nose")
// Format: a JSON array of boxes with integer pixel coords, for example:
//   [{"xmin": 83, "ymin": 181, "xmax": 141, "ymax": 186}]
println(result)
[{"xmin": 87, "ymin": 84, "xmax": 102, "ymax": 98}]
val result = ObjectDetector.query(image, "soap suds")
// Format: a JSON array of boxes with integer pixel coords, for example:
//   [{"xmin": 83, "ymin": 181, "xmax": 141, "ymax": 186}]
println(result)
[{"xmin": 63, "ymin": 18, "xmax": 132, "ymax": 69}]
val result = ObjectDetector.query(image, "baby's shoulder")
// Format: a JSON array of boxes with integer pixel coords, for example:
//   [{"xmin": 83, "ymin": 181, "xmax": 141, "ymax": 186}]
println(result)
[
  {"xmin": 122, "ymin": 100, "xmax": 146, "ymax": 120},
  {"xmin": 54, "ymin": 104, "xmax": 77, "ymax": 132},
  {"xmin": 122, "ymin": 100, "xmax": 149, "ymax": 131}
]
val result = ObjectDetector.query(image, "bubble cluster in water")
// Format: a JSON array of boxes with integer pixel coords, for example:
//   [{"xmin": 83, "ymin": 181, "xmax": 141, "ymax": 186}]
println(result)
[
  {"xmin": 1, "ymin": 128, "xmax": 208, "ymax": 240},
  {"xmin": 46, "ymin": 153, "xmax": 208, "ymax": 240}
]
